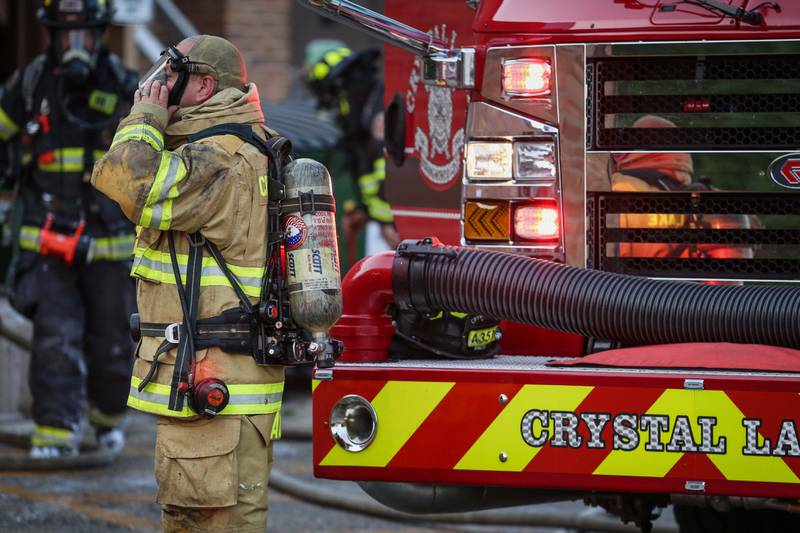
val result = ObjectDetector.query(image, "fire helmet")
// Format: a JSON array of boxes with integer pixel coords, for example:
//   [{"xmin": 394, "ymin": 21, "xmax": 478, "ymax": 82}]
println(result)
[
  {"xmin": 38, "ymin": 0, "xmax": 112, "ymax": 84},
  {"xmin": 38, "ymin": 0, "xmax": 112, "ymax": 29}
]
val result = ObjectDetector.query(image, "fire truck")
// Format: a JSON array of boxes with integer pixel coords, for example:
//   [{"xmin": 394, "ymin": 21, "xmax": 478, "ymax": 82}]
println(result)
[{"xmin": 297, "ymin": 0, "xmax": 800, "ymax": 530}]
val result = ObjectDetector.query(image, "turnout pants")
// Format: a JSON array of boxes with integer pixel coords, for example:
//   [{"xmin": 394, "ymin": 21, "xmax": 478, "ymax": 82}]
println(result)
[
  {"xmin": 156, "ymin": 414, "xmax": 275, "ymax": 533},
  {"xmin": 13, "ymin": 253, "xmax": 136, "ymax": 443}
]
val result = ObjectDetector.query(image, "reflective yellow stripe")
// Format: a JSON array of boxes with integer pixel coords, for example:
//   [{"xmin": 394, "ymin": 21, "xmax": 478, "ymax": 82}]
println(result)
[
  {"xmin": 321, "ymin": 381, "xmax": 454, "ymax": 467},
  {"xmin": 32, "ymin": 424, "xmax": 75, "ymax": 446},
  {"xmin": 38, "ymin": 147, "xmax": 86, "ymax": 172},
  {"xmin": 0, "ymin": 105, "xmax": 19, "ymax": 140},
  {"xmin": 34, "ymin": 424, "xmax": 73, "ymax": 440},
  {"xmin": 594, "ymin": 389, "xmax": 800, "ymax": 484},
  {"xmin": 111, "ymin": 123, "xmax": 165, "ymax": 151},
  {"xmin": 131, "ymin": 246, "xmax": 265, "ymax": 297},
  {"xmin": 35, "ymin": 148, "xmax": 105, "ymax": 172},
  {"xmin": 88, "ymin": 407, "xmax": 125, "ymax": 429},
  {"xmin": 358, "ymin": 159, "xmax": 392, "ymax": 223},
  {"xmin": 19, "ymin": 225, "xmax": 134, "ymax": 261},
  {"xmin": 128, "ymin": 376, "xmax": 284, "ymax": 417},
  {"xmin": 19, "ymin": 226, "xmax": 42, "ymax": 252},
  {"xmin": 93, "ymin": 234, "xmax": 135, "ymax": 261},
  {"xmin": 138, "ymin": 152, "xmax": 187, "ymax": 230},
  {"xmin": 455, "ymin": 385, "xmax": 593, "ymax": 472}
]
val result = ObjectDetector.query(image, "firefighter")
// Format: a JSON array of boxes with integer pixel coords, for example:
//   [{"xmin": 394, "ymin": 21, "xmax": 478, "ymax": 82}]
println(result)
[
  {"xmin": 305, "ymin": 41, "xmax": 399, "ymax": 256},
  {"xmin": 610, "ymin": 115, "xmax": 696, "ymax": 258},
  {"xmin": 92, "ymin": 35, "xmax": 283, "ymax": 531},
  {"xmin": 0, "ymin": 0, "xmax": 137, "ymax": 458}
]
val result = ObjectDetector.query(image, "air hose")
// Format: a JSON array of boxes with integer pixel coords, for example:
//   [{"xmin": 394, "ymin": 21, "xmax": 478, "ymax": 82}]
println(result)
[{"xmin": 393, "ymin": 239, "xmax": 800, "ymax": 348}]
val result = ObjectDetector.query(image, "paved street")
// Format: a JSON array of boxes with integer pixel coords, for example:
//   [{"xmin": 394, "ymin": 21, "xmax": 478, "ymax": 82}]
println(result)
[{"xmin": 0, "ymin": 384, "xmax": 677, "ymax": 533}]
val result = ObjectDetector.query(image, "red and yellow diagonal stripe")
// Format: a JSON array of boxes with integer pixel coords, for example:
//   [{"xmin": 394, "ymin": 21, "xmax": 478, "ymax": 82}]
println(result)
[{"xmin": 313, "ymin": 376, "xmax": 800, "ymax": 495}]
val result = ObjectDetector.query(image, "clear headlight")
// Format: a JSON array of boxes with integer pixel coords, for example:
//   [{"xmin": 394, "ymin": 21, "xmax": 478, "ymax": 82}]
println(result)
[
  {"xmin": 514, "ymin": 141, "xmax": 556, "ymax": 180},
  {"xmin": 466, "ymin": 141, "xmax": 512, "ymax": 180},
  {"xmin": 329, "ymin": 395, "xmax": 377, "ymax": 452}
]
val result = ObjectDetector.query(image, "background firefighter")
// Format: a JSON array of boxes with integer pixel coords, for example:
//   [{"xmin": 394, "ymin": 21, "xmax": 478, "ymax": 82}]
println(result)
[
  {"xmin": 0, "ymin": 0, "xmax": 137, "ymax": 458},
  {"xmin": 92, "ymin": 35, "xmax": 285, "ymax": 531},
  {"xmin": 305, "ymin": 41, "xmax": 399, "ymax": 257},
  {"xmin": 610, "ymin": 115, "xmax": 757, "ymax": 264}
]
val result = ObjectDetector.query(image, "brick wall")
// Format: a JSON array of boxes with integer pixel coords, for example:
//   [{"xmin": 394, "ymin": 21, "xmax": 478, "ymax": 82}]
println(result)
[{"xmin": 174, "ymin": 0, "xmax": 291, "ymax": 102}]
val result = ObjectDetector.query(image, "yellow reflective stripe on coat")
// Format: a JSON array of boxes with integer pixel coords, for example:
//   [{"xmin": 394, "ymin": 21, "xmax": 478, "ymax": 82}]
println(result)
[
  {"xmin": 37, "ymin": 148, "xmax": 107, "ymax": 172},
  {"xmin": 131, "ymin": 246, "xmax": 265, "ymax": 297},
  {"xmin": 31, "ymin": 424, "xmax": 75, "ymax": 446},
  {"xmin": 128, "ymin": 376, "xmax": 284, "ymax": 417},
  {"xmin": 111, "ymin": 123, "xmax": 164, "ymax": 151},
  {"xmin": 358, "ymin": 158, "xmax": 393, "ymax": 223},
  {"xmin": 0, "ymin": 105, "xmax": 19, "ymax": 141},
  {"xmin": 92, "ymin": 234, "xmax": 135, "ymax": 260},
  {"xmin": 138, "ymin": 152, "xmax": 188, "ymax": 230},
  {"xmin": 19, "ymin": 225, "xmax": 134, "ymax": 261}
]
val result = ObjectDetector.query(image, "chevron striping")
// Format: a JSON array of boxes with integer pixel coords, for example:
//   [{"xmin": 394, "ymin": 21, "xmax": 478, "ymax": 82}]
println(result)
[
  {"xmin": 455, "ymin": 384, "xmax": 593, "ymax": 472},
  {"xmin": 525, "ymin": 386, "xmax": 665, "ymax": 475},
  {"xmin": 593, "ymin": 389, "xmax": 800, "ymax": 484},
  {"xmin": 320, "ymin": 380, "xmax": 454, "ymax": 467}
]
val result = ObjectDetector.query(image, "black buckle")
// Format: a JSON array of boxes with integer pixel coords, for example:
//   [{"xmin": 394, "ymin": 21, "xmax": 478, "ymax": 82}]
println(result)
[
  {"xmin": 187, "ymin": 233, "xmax": 206, "ymax": 248},
  {"xmin": 164, "ymin": 46, "xmax": 192, "ymax": 71},
  {"xmin": 299, "ymin": 190, "xmax": 316, "ymax": 215}
]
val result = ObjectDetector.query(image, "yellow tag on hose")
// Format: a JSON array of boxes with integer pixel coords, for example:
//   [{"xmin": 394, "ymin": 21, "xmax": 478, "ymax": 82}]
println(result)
[{"xmin": 468, "ymin": 327, "xmax": 498, "ymax": 349}]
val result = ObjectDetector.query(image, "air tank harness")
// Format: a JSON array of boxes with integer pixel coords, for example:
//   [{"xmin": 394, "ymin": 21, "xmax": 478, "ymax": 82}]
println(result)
[{"xmin": 131, "ymin": 124, "xmax": 342, "ymax": 419}]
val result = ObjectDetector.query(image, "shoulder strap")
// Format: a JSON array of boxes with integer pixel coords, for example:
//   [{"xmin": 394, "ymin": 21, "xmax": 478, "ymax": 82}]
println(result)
[
  {"xmin": 166, "ymin": 231, "xmax": 204, "ymax": 412},
  {"xmin": 22, "ymin": 55, "xmax": 48, "ymax": 115}
]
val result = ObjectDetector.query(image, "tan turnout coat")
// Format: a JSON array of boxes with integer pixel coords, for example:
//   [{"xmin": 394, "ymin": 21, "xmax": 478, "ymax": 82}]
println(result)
[{"xmin": 92, "ymin": 84, "xmax": 284, "ymax": 430}]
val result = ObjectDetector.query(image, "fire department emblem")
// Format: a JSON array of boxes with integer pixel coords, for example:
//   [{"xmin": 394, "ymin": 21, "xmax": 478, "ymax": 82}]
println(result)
[
  {"xmin": 284, "ymin": 215, "xmax": 307, "ymax": 250},
  {"xmin": 406, "ymin": 25, "xmax": 465, "ymax": 191},
  {"xmin": 768, "ymin": 154, "xmax": 800, "ymax": 190}
]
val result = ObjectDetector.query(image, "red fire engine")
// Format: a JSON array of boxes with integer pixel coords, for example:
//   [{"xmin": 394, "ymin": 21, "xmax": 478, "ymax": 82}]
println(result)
[{"xmin": 298, "ymin": 1, "xmax": 800, "ymax": 531}]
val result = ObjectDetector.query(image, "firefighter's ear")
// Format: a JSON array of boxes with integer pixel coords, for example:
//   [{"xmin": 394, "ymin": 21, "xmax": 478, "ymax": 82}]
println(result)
[{"xmin": 196, "ymin": 74, "xmax": 219, "ymax": 102}]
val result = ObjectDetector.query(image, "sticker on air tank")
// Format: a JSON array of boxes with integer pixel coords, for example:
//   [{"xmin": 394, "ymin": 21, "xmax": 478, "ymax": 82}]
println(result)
[
  {"xmin": 307, "ymin": 211, "xmax": 338, "ymax": 249},
  {"xmin": 286, "ymin": 248, "xmax": 340, "ymax": 293},
  {"xmin": 284, "ymin": 215, "xmax": 307, "ymax": 250}
]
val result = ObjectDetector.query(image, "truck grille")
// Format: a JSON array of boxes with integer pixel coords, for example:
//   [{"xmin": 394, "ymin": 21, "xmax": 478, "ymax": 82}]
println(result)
[
  {"xmin": 587, "ymin": 191, "xmax": 800, "ymax": 280},
  {"xmin": 588, "ymin": 54, "xmax": 800, "ymax": 150}
]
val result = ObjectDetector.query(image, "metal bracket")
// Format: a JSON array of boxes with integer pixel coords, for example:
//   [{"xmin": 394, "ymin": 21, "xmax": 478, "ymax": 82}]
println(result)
[
  {"xmin": 165, "ymin": 323, "xmax": 181, "ymax": 344},
  {"xmin": 315, "ymin": 369, "xmax": 334, "ymax": 381},
  {"xmin": 684, "ymin": 379, "xmax": 705, "ymax": 390},
  {"xmin": 423, "ymin": 48, "xmax": 475, "ymax": 89},
  {"xmin": 396, "ymin": 238, "xmax": 458, "ymax": 259}
]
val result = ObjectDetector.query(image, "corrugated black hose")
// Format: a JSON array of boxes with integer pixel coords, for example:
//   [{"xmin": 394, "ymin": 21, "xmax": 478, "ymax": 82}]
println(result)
[{"xmin": 393, "ymin": 240, "xmax": 800, "ymax": 348}]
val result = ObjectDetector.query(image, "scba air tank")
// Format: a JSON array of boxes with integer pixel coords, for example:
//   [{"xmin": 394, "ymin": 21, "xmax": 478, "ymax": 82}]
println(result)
[{"xmin": 282, "ymin": 159, "xmax": 343, "ymax": 365}]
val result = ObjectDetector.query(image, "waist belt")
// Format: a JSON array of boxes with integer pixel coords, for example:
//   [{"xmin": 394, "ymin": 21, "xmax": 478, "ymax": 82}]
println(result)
[
  {"xmin": 136, "ymin": 316, "xmax": 252, "ymax": 350},
  {"xmin": 132, "ymin": 307, "xmax": 258, "ymax": 394}
]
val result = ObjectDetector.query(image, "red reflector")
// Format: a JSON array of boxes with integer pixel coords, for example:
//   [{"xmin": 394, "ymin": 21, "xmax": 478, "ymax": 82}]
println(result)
[
  {"xmin": 513, "ymin": 202, "xmax": 559, "ymax": 241},
  {"xmin": 38, "ymin": 151, "xmax": 55, "ymax": 165},
  {"xmin": 208, "ymin": 389, "xmax": 225, "ymax": 407},
  {"xmin": 502, "ymin": 58, "xmax": 552, "ymax": 98}
]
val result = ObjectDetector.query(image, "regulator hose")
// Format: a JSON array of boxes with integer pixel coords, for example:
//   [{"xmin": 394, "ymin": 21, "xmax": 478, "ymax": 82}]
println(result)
[{"xmin": 393, "ymin": 239, "xmax": 800, "ymax": 348}]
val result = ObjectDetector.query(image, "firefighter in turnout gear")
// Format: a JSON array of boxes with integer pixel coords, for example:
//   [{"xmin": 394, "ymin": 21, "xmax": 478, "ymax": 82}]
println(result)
[
  {"xmin": 92, "ymin": 35, "xmax": 284, "ymax": 531},
  {"xmin": 305, "ymin": 42, "xmax": 399, "ymax": 256},
  {"xmin": 0, "ymin": 0, "xmax": 137, "ymax": 458}
]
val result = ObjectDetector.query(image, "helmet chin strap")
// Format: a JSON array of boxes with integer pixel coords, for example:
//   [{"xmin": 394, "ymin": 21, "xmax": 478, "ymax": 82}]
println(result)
[{"xmin": 168, "ymin": 70, "xmax": 189, "ymax": 107}]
